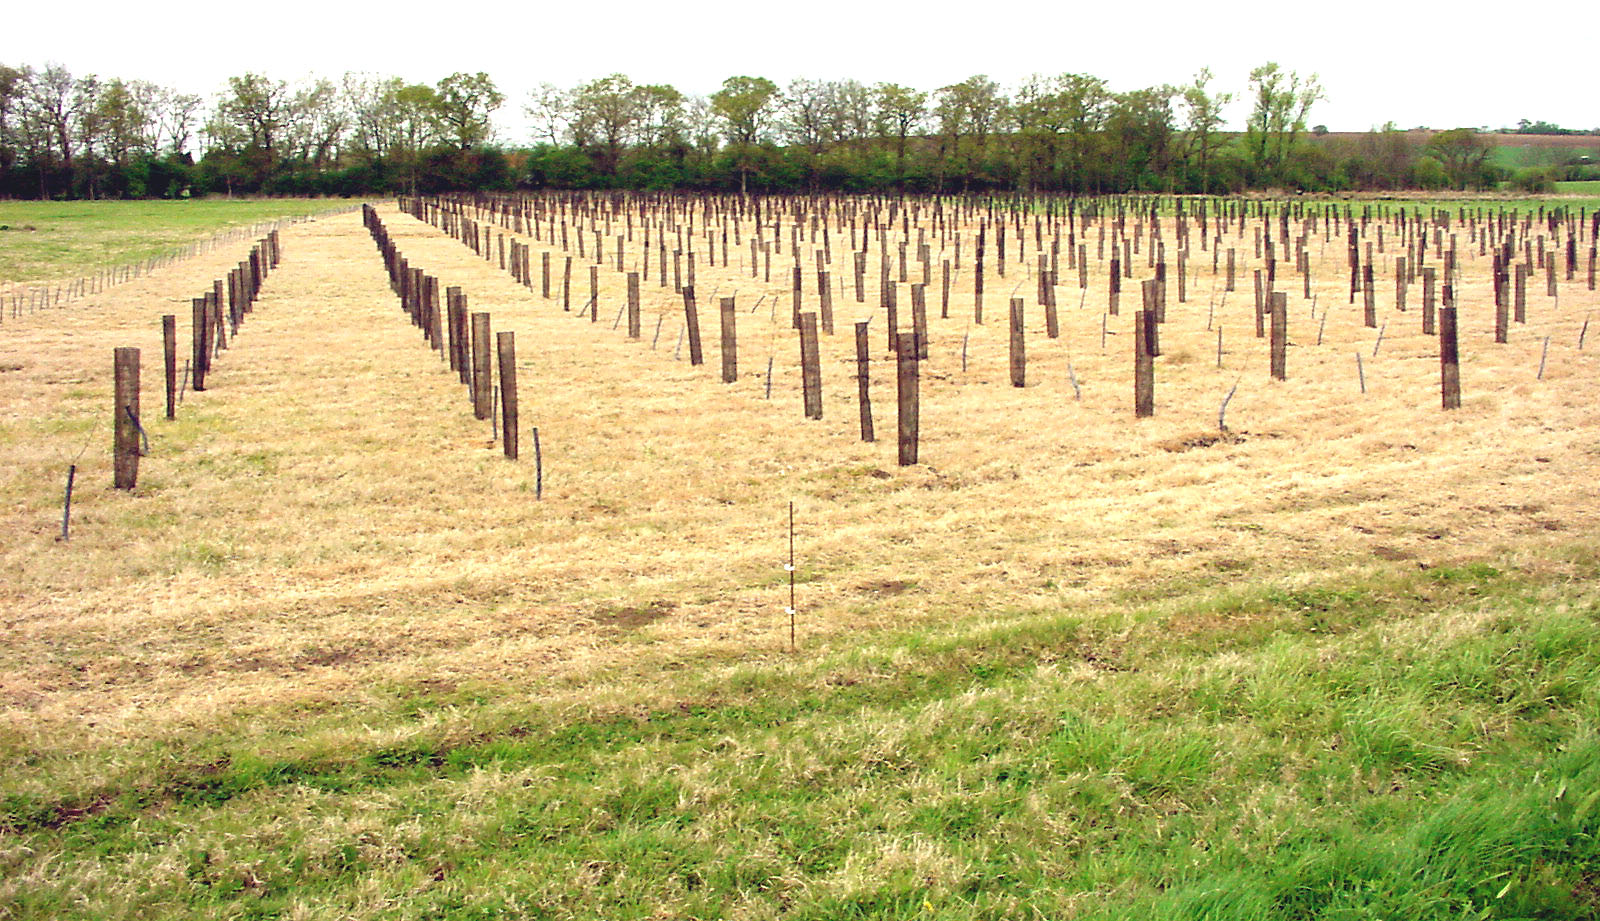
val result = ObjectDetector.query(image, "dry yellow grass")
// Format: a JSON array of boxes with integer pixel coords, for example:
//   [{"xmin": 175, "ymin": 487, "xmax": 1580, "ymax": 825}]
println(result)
[{"xmin": 1, "ymin": 198, "xmax": 1597, "ymax": 766}]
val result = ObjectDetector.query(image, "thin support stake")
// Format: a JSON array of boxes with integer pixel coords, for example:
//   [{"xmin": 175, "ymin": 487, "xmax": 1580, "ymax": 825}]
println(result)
[
  {"xmin": 533, "ymin": 427, "xmax": 543, "ymax": 500},
  {"xmin": 1219, "ymin": 376, "xmax": 1242, "ymax": 431},
  {"xmin": 60, "ymin": 464, "xmax": 76, "ymax": 542},
  {"xmin": 787, "ymin": 501, "xmax": 796, "ymax": 652},
  {"xmin": 124, "ymin": 405, "xmax": 150, "ymax": 456}
]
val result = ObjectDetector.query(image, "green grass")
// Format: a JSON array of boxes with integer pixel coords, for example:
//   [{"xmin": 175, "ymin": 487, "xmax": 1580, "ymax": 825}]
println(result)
[
  {"xmin": 3, "ymin": 551, "xmax": 1598, "ymax": 919},
  {"xmin": 1555, "ymin": 180, "xmax": 1600, "ymax": 196},
  {"xmin": 1489, "ymin": 145, "xmax": 1600, "ymax": 170},
  {"xmin": 0, "ymin": 199, "xmax": 353, "ymax": 283}
]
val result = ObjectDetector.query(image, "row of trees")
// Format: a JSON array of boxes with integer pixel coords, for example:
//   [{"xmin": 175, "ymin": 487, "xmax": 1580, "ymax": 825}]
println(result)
[
  {"xmin": 0, "ymin": 61, "xmax": 1587, "ymax": 199},
  {"xmin": 0, "ymin": 65, "xmax": 509, "ymax": 198},
  {"xmin": 524, "ymin": 67, "xmax": 1302, "ymax": 194},
  {"xmin": 0, "ymin": 63, "xmax": 204, "ymax": 198}
]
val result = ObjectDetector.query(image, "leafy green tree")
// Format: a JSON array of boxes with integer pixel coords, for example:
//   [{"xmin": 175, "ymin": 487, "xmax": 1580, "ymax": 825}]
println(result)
[
  {"xmin": 207, "ymin": 72, "xmax": 292, "ymax": 189},
  {"xmin": 632, "ymin": 84, "xmax": 685, "ymax": 150},
  {"xmin": 344, "ymin": 74, "xmax": 394, "ymax": 158},
  {"xmin": 0, "ymin": 64, "xmax": 26, "ymax": 178},
  {"xmin": 85, "ymin": 78, "xmax": 161, "ymax": 196},
  {"xmin": 779, "ymin": 78, "xmax": 838, "ymax": 154},
  {"xmin": 1055, "ymin": 74, "xmax": 1112, "ymax": 192},
  {"xmin": 391, "ymin": 83, "xmax": 444, "ymax": 193},
  {"xmin": 932, "ymin": 75, "xmax": 1005, "ymax": 192},
  {"xmin": 24, "ymin": 64, "xmax": 81, "ymax": 173},
  {"xmin": 1180, "ymin": 68, "xmax": 1231, "ymax": 193},
  {"xmin": 1427, "ymin": 128, "xmax": 1495, "ymax": 189},
  {"xmin": 682, "ymin": 95, "xmax": 722, "ymax": 169},
  {"xmin": 871, "ymin": 82, "xmax": 926, "ymax": 184},
  {"xmin": 710, "ymin": 75, "xmax": 778, "ymax": 194},
  {"xmin": 523, "ymin": 142, "xmax": 596, "ymax": 188},
  {"xmin": 1105, "ymin": 85, "xmax": 1176, "ymax": 191},
  {"xmin": 568, "ymin": 73, "xmax": 637, "ymax": 177},
  {"xmin": 70, "ymin": 75, "xmax": 109, "ymax": 197},
  {"xmin": 832, "ymin": 80, "xmax": 875, "ymax": 151},
  {"xmin": 285, "ymin": 78, "xmax": 346, "ymax": 169},
  {"xmin": 1411, "ymin": 155, "xmax": 1447, "ymax": 189},
  {"xmin": 213, "ymin": 72, "xmax": 290, "ymax": 156},
  {"xmin": 6, "ymin": 66, "xmax": 64, "ymax": 196},
  {"xmin": 346, "ymin": 76, "xmax": 444, "ymax": 192},
  {"xmin": 1244, "ymin": 62, "xmax": 1323, "ymax": 185},
  {"xmin": 1010, "ymin": 74, "xmax": 1065, "ymax": 190},
  {"xmin": 0, "ymin": 67, "xmax": 22, "ymax": 194},
  {"xmin": 433, "ymin": 72, "xmax": 502, "ymax": 150},
  {"xmin": 1343, "ymin": 122, "xmax": 1416, "ymax": 189},
  {"xmin": 1514, "ymin": 119, "xmax": 1573, "ymax": 135}
]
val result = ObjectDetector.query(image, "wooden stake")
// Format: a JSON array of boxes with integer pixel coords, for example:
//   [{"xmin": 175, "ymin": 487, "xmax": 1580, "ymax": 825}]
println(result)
[
  {"xmin": 720, "ymin": 297, "xmax": 738, "ymax": 384},
  {"xmin": 191, "ymin": 297, "xmax": 208, "ymax": 391},
  {"xmin": 897, "ymin": 332, "xmax": 920, "ymax": 465},
  {"xmin": 856, "ymin": 321, "xmax": 874, "ymax": 442},
  {"xmin": 683, "ymin": 287, "xmax": 703, "ymax": 366},
  {"xmin": 1009, "ymin": 297, "xmax": 1025, "ymax": 388},
  {"xmin": 471, "ymin": 312, "xmax": 493, "ymax": 419},
  {"xmin": 162, "ymin": 315, "xmax": 176, "ymax": 420},
  {"xmin": 1134, "ymin": 311, "xmax": 1154, "ymax": 418},
  {"xmin": 113, "ymin": 348, "xmax": 140, "ymax": 489},
  {"xmin": 1440, "ymin": 306, "xmax": 1461, "ymax": 410},
  {"xmin": 1269, "ymin": 291, "xmax": 1288, "ymax": 381},
  {"xmin": 799, "ymin": 312, "xmax": 822, "ymax": 420},
  {"xmin": 497, "ymin": 331, "xmax": 518, "ymax": 459}
]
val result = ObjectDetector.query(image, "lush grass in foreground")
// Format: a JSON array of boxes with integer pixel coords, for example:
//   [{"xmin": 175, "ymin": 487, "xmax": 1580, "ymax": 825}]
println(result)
[
  {"xmin": 2, "ymin": 552, "xmax": 1597, "ymax": 920},
  {"xmin": 0, "ymin": 199, "xmax": 350, "ymax": 283}
]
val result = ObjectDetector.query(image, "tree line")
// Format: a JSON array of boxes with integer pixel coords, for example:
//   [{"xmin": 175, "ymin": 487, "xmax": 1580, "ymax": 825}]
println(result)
[{"xmin": 1, "ymin": 61, "xmax": 1594, "ymax": 200}]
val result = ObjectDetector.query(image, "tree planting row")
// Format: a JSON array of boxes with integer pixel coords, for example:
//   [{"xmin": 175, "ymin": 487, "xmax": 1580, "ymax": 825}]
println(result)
[
  {"xmin": 361, "ymin": 205, "xmax": 528, "ymax": 470},
  {"xmin": 105, "ymin": 231, "xmax": 282, "ymax": 503},
  {"xmin": 391, "ymin": 191, "xmax": 1596, "ymax": 465}
]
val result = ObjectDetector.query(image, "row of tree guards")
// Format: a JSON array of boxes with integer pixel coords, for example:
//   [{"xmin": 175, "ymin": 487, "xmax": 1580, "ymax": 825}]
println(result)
[
  {"xmin": 108, "ymin": 231, "xmax": 282, "ymax": 499},
  {"xmin": 404, "ymin": 193, "xmax": 929, "ymax": 465},
  {"xmin": 360, "ymin": 205, "xmax": 539, "ymax": 485},
  {"xmin": 389, "ymin": 191, "xmax": 1595, "ymax": 464}
]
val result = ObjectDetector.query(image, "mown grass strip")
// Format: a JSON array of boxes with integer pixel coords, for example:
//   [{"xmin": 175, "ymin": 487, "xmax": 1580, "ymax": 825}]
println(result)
[{"xmin": 2, "ymin": 554, "xmax": 1597, "ymax": 919}]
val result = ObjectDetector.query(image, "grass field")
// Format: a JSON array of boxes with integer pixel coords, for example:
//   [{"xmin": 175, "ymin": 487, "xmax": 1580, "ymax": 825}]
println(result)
[
  {"xmin": 1, "ymin": 195, "xmax": 1598, "ymax": 919},
  {"xmin": 0, "ymin": 199, "xmax": 353, "ymax": 284},
  {"xmin": 1489, "ymin": 144, "xmax": 1600, "ymax": 171},
  {"xmin": 1555, "ymin": 180, "xmax": 1600, "ymax": 196}
]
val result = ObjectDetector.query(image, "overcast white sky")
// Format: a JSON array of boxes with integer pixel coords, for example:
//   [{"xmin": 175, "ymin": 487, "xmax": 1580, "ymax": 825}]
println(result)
[{"xmin": 5, "ymin": 0, "xmax": 1595, "ymax": 141}]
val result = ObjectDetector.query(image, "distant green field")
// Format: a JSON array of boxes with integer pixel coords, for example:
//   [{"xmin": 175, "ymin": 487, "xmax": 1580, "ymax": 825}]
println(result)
[
  {"xmin": 0, "ymin": 199, "xmax": 352, "ymax": 283},
  {"xmin": 1554, "ymin": 180, "xmax": 1600, "ymax": 196},
  {"xmin": 1489, "ymin": 144, "xmax": 1600, "ymax": 170}
]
